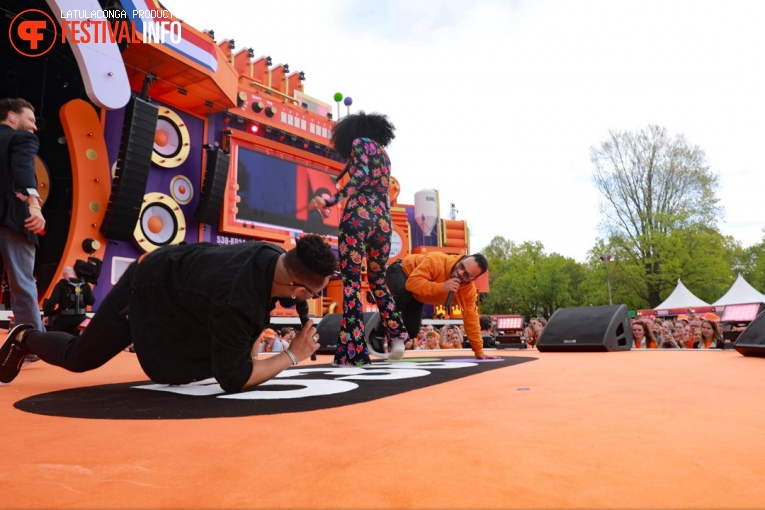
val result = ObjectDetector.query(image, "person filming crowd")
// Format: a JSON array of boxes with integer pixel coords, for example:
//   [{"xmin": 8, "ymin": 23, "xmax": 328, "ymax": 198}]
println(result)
[{"xmin": 43, "ymin": 266, "xmax": 95, "ymax": 335}]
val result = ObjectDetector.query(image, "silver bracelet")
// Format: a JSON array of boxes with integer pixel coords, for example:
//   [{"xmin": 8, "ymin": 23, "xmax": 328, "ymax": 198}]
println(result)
[{"xmin": 284, "ymin": 348, "xmax": 298, "ymax": 366}]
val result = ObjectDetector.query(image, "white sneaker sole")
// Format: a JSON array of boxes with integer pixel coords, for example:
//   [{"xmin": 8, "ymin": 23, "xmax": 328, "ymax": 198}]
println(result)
[{"xmin": 387, "ymin": 339, "xmax": 406, "ymax": 360}]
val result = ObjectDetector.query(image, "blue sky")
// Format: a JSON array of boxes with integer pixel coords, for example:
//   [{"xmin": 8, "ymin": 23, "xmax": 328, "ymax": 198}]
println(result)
[{"xmin": 161, "ymin": 0, "xmax": 765, "ymax": 261}]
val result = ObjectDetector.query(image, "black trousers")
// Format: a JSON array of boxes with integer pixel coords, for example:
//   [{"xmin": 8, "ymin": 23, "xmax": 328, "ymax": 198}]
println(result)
[
  {"xmin": 49, "ymin": 314, "xmax": 87, "ymax": 336},
  {"xmin": 24, "ymin": 263, "xmax": 136, "ymax": 372},
  {"xmin": 385, "ymin": 261, "xmax": 424, "ymax": 339}
]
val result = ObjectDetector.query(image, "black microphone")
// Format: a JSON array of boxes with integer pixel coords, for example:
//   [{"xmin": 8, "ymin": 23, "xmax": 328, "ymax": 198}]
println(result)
[
  {"xmin": 445, "ymin": 291, "xmax": 454, "ymax": 310},
  {"xmin": 299, "ymin": 313, "xmax": 317, "ymax": 361}
]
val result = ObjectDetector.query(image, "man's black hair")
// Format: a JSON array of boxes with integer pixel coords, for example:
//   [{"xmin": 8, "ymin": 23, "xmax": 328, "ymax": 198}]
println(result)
[
  {"xmin": 471, "ymin": 253, "xmax": 489, "ymax": 275},
  {"xmin": 285, "ymin": 234, "xmax": 338, "ymax": 285},
  {"xmin": 330, "ymin": 111, "xmax": 395, "ymax": 160},
  {"xmin": 0, "ymin": 97, "xmax": 34, "ymax": 121}
]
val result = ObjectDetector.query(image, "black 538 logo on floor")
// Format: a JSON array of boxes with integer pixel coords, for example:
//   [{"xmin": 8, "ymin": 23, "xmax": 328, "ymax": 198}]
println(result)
[{"xmin": 14, "ymin": 357, "xmax": 533, "ymax": 419}]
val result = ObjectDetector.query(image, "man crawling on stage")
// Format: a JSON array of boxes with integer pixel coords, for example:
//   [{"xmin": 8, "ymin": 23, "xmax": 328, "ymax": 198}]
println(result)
[
  {"xmin": 384, "ymin": 251, "xmax": 501, "ymax": 360},
  {"xmin": 0, "ymin": 234, "xmax": 337, "ymax": 393}
]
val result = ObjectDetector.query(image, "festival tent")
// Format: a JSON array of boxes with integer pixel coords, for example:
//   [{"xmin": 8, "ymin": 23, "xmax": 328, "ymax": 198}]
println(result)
[
  {"xmin": 712, "ymin": 273, "xmax": 765, "ymax": 306},
  {"xmin": 638, "ymin": 279, "xmax": 718, "ymax": 318},
  {"xmin": 655, "ymin": 279, "xmax": 710, "ymax": 309}
]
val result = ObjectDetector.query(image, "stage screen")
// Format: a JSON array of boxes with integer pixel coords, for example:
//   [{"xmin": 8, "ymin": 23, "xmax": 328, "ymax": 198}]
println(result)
[{"xmin": 223, "ymin": 140, "xmax": 341, "ymax": 238}]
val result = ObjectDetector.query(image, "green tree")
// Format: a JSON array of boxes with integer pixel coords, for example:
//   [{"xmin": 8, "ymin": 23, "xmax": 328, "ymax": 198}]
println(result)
[
  {"xmin": 479, "ymin": 238, "xmax": 587, "ymax": 318},
  {"xmin": 590, "ymin": 125, "xmax": 722, "ymax": 307}
]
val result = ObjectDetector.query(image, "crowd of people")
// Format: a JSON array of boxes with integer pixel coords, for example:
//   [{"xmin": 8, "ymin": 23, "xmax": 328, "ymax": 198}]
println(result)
[{"xmin": 631, "ymin": 315, "xmax": 726, "ymax": 349}]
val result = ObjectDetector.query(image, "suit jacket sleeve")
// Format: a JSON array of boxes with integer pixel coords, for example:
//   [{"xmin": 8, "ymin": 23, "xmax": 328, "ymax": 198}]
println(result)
[{"xmin": 10, "ymin": 131, "xmax": 39, "ymax": 194}]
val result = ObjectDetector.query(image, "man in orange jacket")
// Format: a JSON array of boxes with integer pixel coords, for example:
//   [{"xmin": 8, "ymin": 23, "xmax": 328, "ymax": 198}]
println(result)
[{"xmin": 385, "ymin": 252, "xmax": 500, "ymax": 359}]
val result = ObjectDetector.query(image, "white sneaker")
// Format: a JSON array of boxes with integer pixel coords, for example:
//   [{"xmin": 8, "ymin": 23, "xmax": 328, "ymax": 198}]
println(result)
[{"xmin": 388, "ymin": 339, "xmax": 406, "ymax": 360}]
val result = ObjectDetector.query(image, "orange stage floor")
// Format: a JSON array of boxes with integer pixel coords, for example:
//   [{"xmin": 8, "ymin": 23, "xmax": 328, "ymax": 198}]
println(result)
[{"xmin": 2, "ymin": 334, "xmax": 765, "ymax": 509}]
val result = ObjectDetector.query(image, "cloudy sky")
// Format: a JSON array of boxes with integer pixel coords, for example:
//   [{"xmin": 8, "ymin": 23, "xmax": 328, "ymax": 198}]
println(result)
[{"xmin": 161, "ymin": 0, "xmax": 765, "ymax": 261}]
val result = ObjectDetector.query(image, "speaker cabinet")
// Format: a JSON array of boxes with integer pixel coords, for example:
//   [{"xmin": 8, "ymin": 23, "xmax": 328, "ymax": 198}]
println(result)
[
  {"xmin": 734, "ymin": 311, "xmax": 765, "ymax": 357},
  {"xmin": 315, "ymin": 312, "xmax": 380, "ymax": 354},
  {"xmin": 194, "ymin": 148, "xmax": 230, "ymax": 225},
  {"xmin": 537, "ymin": 304, "xmax": 632, "ymax": 352},
  {"xmin": 100, "ymin": 97, "xmax": 158, "ymax": 241}
]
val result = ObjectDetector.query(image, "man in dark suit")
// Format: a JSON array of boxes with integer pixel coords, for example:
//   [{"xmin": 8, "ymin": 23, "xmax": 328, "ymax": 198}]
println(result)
[{"xmin": 0, "ymin": 98, "xmax": 46, "ymax": 331}]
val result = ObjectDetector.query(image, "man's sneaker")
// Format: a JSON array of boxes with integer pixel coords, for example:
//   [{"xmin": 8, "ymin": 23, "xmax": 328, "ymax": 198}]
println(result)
[
  {"xmin": 0, "ymin": 323, "xmax": 35, "ymax": 383},
  {"xmin": 388, "ymin": 339, "xmax": 406, "ymax": 360}
]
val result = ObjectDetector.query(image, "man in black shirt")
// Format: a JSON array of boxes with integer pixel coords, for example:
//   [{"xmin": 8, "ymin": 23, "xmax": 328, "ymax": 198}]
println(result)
[{"xmin": 1, "ymin": 235, "xmax": 337, "ymax": 393}]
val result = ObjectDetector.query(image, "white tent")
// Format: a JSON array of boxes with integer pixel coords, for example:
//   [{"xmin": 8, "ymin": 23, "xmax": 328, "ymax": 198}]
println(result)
[
  {"xmin": 655, "ymin": 279, "xmax": 709, "ymax": 309},
  {"xmin": 712, "ymin": 274, "xmax": 765, "ymax": 306}
]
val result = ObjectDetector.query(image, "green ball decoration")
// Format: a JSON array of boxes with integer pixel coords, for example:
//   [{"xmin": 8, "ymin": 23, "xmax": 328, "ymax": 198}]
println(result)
[{"xmin": 333, "ymin": 92, "xmax": 343, "ymax": 102}]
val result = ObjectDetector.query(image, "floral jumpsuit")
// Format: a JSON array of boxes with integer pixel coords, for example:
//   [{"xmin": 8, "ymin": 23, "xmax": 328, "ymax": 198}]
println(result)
[{"xmin": 324, "ymin": 137, "xmax": 409, "ymax": 365}]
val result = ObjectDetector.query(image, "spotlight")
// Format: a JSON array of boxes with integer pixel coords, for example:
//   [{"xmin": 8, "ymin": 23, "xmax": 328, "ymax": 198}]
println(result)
[{"xmin": 248, "ymin": 122, "xmax": 260, "ymax": 135}]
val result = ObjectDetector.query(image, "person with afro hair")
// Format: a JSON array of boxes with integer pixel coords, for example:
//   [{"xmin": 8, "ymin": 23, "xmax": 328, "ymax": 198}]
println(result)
[
  {"xmin": 1, "ymin": 235, "xmax": 338, "ymax": 393},
  {"xmin": 308, "ymin": 111, "xmax": 409, "ymax": 365}
]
